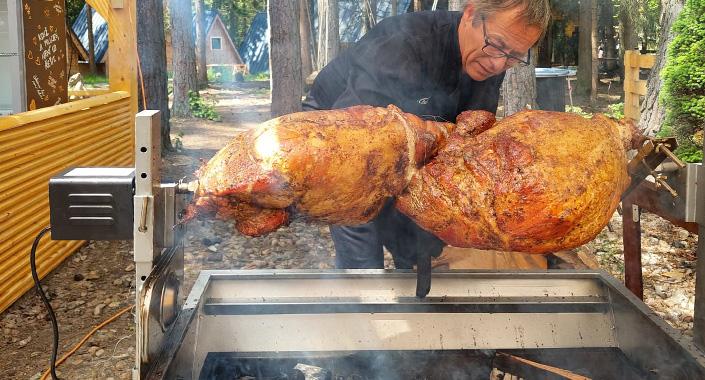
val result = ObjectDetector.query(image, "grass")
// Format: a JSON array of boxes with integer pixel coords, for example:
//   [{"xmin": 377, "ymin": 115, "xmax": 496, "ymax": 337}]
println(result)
[
  {"xmin": 244, "ymin": 72, "xmax": 270, "ymax": 81},
  {"xmin": 82, "ymin": 73, "xmax": 108, "ymax": 85}
]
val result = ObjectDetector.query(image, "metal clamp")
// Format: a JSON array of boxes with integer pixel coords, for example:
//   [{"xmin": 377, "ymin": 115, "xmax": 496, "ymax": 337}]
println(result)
[
  {"xmin": 653, "ymin": 173, "xmax": 678, "ymax": 197},
  {"xmin": 655, "ymin": 143, "xmax": 686, "ymax": 168},
  {"xmin": 138, "ymin": 197, "xmax": 150, "ymax": 232}
]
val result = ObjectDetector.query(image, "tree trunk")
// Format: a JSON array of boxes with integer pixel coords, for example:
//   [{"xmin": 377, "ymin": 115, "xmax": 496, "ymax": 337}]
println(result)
[
  {"xmin": 638, "ymin": 0, "xmax": 684, "ymax": 136},
  {"xmin": 137, "ymin": 0, "xmax": 173, "ymax": 150},
  {"xmin": 448, "ymin": 0, "xmax": 464, "ymax": 11},
  {"xmin": 577, "ymin": 0, "xmax": 592, "ymax": 98},
  {"xmin": 269, "ymin": 0, "xmax": 303, "ymax": 117},
  {"xmin": 317, "ymin": 0, "xmax": 340, "ymax": 68},
  {"xmin": 169, "ymin": 0, "xmax": 199, "ymax": 117},
  {"xmin": 361, "ymin": 1, "xmax": 369, "ymax": 36},
  {"xmin": 300, "ymin": 0, "xmax": 314, "ymax": 82},
  {"xmin": 502, "ymin": 55, "xmax": 537, "ymax": 117},
  {"xmin": 361, "ymin": 0, "xmax": 377, "ymax": 33},
  {"xmin": 413, "ymin": 0, "xmax": 422, "ymax": 12},
  {"xmin": 391, "ymin": 0, "xmax": 398, "ymax": 16},
  {"xmin": 590, "ymin": 0, "xmax": 598, "ymax": 104},
  {"xmin": 87, "ymin": 5, "xmax": 96, "ymax": 75},
  {"xmin": 195, "ymin": 0, "xmax": 208, "ymax": 87},
  {"xmin": 603, "ymin": 0, "xmax": 618, "ymax": 72},
  {"xmin": 537, "ymin": 20, "xmax": 552, "ymax": 67},
  {"xmin": 619, "ymin": 1, "xmax": 638, "ymax": 75}
]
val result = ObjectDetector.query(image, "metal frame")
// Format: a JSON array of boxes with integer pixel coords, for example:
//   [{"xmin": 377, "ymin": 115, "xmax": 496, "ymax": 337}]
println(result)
[
  {"xmin": 145, "ymin": 270, "xmax": 705, "ymax": 379},
  {"xmin": 622, "ymin": 160, "xmax": 705, "ymax": 350},
  {"xmin": 125, "ymin": 110, "xmax": 705, "ymax": 379},
  {"xmin": 133, "ymin": 111, "xmax": 186, "ymax": 379}
]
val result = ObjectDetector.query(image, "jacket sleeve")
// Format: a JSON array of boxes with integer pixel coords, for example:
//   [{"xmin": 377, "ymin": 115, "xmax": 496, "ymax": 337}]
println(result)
[{"xmin": 306, "ymin": 33, "xmax": 426, "ymax": 111}]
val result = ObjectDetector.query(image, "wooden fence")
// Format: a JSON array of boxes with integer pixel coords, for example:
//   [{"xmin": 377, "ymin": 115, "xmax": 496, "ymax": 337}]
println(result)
[
  {"xmin": 624, "ymin": 50, "xmax": 656, "ymax": 121},
  {"xmin": 0, "ymin": 0, "xmax": 136, "ymax": 313}
]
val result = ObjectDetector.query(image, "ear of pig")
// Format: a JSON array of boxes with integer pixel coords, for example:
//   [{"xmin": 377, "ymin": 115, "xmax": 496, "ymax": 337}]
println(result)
[{"xmin": 455, "ymin": 110, "xmax": 497, "ymax": 137}]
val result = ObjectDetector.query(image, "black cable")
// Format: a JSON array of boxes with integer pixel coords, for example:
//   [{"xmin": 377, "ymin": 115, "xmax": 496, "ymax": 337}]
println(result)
[{"xmin": 29, "ymin": 226, "xmax": 60, "ymax": 380}]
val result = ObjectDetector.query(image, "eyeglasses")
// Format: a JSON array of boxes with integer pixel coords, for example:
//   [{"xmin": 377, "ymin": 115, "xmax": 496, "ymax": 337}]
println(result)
[{"xmin": 480, "ymin": 16, "xmax": 531, "ymax": 67}]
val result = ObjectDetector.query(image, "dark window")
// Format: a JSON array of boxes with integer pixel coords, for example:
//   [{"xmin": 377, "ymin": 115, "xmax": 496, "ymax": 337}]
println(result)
[{"xmin": 211, "ymin": 37, "xmax": 222, "ymax": 50}]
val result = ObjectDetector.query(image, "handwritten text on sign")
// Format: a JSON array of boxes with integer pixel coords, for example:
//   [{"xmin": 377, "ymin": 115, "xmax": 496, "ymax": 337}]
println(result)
[{"xmin": 22, "ymin": 0, "xmax": 68, "ymax": 110}]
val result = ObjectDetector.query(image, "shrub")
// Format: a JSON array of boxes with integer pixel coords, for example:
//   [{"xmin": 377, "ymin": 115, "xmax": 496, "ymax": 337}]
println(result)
[
  {"xmin": 606, "ymin": 103, "xmax": 624, "ymax": 120},
  {"xmin": 565, "ymin": 105, "xmax": 592, "ymax": 118},
  {"xmin": 188, "ymin": 91, "xmax": 221, "ymax": 121},
  {"xmin": 661, "ymin": 0, "xmax": 705, "ymax": 163}
]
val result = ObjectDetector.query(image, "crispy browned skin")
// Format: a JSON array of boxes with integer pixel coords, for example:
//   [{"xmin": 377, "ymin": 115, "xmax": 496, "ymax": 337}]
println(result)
[
  {"xmin": 396, "ymin": 110, "xmax": 638, "ymax": 254},
  {"xmin": 185, "ymin": 105, "xmax": 454, "ymax": 236}
]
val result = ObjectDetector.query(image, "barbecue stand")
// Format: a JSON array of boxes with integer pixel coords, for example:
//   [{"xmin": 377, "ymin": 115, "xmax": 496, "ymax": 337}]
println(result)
[
  {"xmin": 620, "ymin": 137, "xmax": 705, "ymax": 350},
  {"xmin": 46, "ymin": 111, "xmax": 705, "ymax": 379}
]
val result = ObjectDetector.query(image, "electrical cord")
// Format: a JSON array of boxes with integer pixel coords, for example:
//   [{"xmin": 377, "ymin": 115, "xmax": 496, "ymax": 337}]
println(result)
[
  {"xmin": 40, "ymin": 305, "xmax": 134, "ymax": 380},
  {"xmin": 29, "ymin": 226, "xmax": 59, "ymax": 380}
]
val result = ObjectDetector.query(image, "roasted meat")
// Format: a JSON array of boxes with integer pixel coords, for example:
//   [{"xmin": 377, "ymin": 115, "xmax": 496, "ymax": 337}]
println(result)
[
  {"xmin": 396, "ymin": 109, "xmax": 641, "ymax": 254},
  {"xmin": 184, "ymin": 105, "xmax": 454, "ymax": 235}
]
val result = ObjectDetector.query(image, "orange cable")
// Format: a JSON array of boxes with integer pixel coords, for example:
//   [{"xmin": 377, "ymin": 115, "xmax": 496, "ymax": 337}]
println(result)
[
  {"xmin": 136, "ymin": 51, "xmax": 147, "ymax": 110},
  {"xmin": 128, "ymin": 6, "xmax": 147, "ymax": 110},
  {"xmin": 40, "ymin": 305, "xmax": 134, "ymax": 380}
]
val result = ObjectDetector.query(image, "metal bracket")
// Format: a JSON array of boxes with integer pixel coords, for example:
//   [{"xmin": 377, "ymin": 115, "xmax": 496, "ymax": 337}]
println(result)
[
  {"xmin": 623, "ymin": 137, "xmax": 680, "ymax": 200},
  {"xmin": 134, "ymin": 110, "xmax": 161, "ymax": 378}
]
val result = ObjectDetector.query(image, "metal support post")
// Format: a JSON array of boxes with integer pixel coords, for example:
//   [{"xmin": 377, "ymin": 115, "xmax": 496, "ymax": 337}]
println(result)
[
  {"xmin": 622, "ymin": 201, "xmax": 643, "ymax": 299},
  {"xmin": 694, "ymin": 160, "xmax": 705, "ymax": 350},
  {"xmin": 133, "ymin": 110, "xmax": 161, "ymax": 377}
]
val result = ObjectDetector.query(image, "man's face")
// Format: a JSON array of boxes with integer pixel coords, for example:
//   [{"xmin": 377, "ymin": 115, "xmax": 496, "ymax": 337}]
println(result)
[{"xmin": 458, "ymin": 6, "xmax": 542, "ymax": 81}]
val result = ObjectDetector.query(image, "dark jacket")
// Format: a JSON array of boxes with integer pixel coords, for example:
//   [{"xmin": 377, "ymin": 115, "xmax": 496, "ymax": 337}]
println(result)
[
  {"xmin": 303, "ymin": 11, "xmax": 505, "ymax": 281},
  {"xmin": 303, "ymin": 10, "xmax": 504, "ymax": 121}
]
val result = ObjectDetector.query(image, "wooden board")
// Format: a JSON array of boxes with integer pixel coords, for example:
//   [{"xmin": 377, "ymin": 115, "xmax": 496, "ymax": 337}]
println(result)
[
  {"xmin": 433, "ymin": 247, "xmax": 548, "ymax": 270},
  {"xmin": 21, "ymin": 0, "xmax": 68, "ymax": 110}
]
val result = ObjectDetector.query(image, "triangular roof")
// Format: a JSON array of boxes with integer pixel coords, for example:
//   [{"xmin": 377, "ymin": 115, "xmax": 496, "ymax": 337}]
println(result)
[
  {"xmin": 205, "ymin": 13, "xmax": 244, "ymax": 64},
  {"xmin": 67, "ymin": 27, "xmax": 88, "ymax": 61},
  {"xmin": 195, "ymin": 10, "xmax": 217, "ymax": 39},
  {"xmin": 71, "ymin": 5, "xmax": 109, "ymax": 63}
]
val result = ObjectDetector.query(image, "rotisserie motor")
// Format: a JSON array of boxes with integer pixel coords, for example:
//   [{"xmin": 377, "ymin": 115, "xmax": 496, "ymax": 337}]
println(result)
[
  {"xmin": 186, "ymin": 106, "xmax": 640, "ymax": 254},
  {"xmin": 396, "ymin": 110, "xmax": 641, "ymax": 254},
  {"xmin": 184, "ymin": 105, "xmax": 454, "ymax": 236}
]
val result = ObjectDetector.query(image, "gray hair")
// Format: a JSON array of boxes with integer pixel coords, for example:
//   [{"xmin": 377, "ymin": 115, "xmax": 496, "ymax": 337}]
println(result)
[{"xmin": 467, "ymin": 0, "xmax": 551, "ymax": 33}]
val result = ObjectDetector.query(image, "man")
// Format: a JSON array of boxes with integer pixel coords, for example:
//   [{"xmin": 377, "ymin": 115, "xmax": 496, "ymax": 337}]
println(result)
[{"xmin": 303, "ymin": 1, "xmax": 550, "ymax": 272}]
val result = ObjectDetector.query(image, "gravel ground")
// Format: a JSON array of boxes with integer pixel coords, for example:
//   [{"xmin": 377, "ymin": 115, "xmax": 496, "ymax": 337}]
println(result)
[{"xmin": 1, "ymin": 84, "xmax": 700, "ymax": 379}]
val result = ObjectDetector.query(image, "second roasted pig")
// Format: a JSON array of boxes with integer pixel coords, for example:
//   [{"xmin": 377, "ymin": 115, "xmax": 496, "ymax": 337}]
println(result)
[{"xmin": 396, "ymin": 109, "xmax": 642, "ymax": 254}]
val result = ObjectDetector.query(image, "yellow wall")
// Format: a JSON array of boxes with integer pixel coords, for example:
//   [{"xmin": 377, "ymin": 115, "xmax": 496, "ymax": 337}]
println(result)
[
  {"xmin": 0, "ymin": 92, "xmax": 134, "ymax": 313},
  {"xmin": 0, "ymin": 1, "xmax": 137, "ymax": 313}
]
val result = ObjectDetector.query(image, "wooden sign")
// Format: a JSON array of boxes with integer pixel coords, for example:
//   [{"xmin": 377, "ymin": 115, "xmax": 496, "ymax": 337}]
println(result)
[{"xmin": 22, "ymin": 0, "xmax": 68, "ymax": 110}]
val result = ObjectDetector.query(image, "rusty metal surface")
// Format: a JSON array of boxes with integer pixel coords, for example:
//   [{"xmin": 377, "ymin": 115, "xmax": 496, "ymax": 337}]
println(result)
[
  {"xmin": 622, "ymin": 161, "xmax": 701, "ymax": 299},
  {"xmin": 0, "ymin": 92, "xmax": 133, "ymax": 313},
  {"xmin": 622, "ymin": 201, "xmax": 644, "ymax": 299},
  {"xmin": 622, "ymin": 137, "xmax": 678, "ymax": 201}
]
